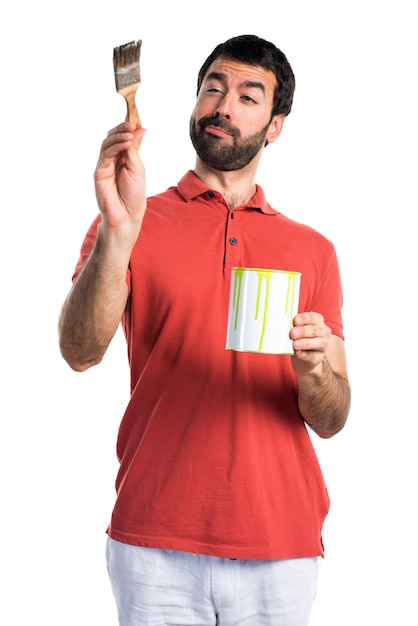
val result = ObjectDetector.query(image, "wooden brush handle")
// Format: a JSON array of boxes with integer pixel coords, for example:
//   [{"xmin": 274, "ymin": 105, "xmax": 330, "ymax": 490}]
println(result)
[
  {"xmin": 120, "ymin": 85, "xmax": 141, "ymax": 128},
  {"xmin": 121, "ymin": 86, "xmax": 142, "ymax": 148}
]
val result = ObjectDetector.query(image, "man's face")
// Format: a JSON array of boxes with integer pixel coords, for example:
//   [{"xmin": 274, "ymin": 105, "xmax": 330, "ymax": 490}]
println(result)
[{"xmin": 189, "ymin": 58, "xmax": 280, "ymax": 171}]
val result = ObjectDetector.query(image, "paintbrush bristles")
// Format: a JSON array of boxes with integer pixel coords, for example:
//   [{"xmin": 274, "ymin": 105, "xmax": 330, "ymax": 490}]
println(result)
[{"xmin": 113, "ymin": 39, "xmax": 142, "ymax": 90}]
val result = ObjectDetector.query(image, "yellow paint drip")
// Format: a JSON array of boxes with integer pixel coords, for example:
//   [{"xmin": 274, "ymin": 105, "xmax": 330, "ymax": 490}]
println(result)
[
  {"xmin": 232, "ymin": 268, "xmax": 244, "ymax": 331},
  {"xmin": 285, "ymin": 273, "xmax": 298, "ymax": 330},
  {"xmin": 255, "ymin": 271, "xmax": 272, "ymax": 351}
]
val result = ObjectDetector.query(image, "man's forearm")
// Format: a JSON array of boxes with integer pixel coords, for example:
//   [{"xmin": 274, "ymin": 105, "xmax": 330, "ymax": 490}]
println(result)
[
  {"xmin": 58, "ymin": 230, "xmax": 130, "ymax": 371},
  {"xmin": 297, "ymin": 357, "xmax": 351, "ymax": 438}
]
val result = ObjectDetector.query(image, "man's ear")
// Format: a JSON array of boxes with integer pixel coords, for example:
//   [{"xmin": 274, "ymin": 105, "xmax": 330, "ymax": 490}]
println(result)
[{"xmin": 265, "ymin": 114, "xmax": 285, "ymax": 145}]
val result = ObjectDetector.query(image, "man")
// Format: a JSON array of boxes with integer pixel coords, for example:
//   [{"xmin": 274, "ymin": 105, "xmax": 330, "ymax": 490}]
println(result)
[{"xmin": 59, "ymin": 34, "xmax": 350, "ymax": 625}]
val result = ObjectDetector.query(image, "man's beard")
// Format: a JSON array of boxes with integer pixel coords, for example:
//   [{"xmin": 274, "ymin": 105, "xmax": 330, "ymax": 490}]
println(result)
[{"xmin": 189, "ymin": 115, "xmax": 270, "ymax": 171}]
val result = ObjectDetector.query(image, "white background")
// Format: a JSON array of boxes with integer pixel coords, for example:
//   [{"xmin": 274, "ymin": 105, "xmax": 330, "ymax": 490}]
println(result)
[{"xmin": 1, "ymin": 1, "xmax": 416, "ymax": 624}]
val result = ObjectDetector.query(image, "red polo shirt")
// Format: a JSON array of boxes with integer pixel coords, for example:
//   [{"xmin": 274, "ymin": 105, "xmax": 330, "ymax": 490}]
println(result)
[{"xmin": 75, "ymin": 170, "xmax": 344, "ymax": 559}]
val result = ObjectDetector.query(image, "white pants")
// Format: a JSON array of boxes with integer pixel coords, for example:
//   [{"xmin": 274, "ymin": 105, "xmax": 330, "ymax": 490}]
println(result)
[{"xmin": 106, "ymin": 538, "xmax": 320, "ymax": 626}]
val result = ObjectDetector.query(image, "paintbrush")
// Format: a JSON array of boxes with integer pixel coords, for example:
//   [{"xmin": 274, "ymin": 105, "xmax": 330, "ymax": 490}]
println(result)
[{"xmin": 113, "ymin": 39, "xmax": 142, "ymax": 135}]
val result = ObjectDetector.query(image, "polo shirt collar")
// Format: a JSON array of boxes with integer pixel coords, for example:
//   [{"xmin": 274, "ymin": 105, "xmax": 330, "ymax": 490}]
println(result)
[{"xmin": 177, "ymin": 170, "xmax": 278, "ymax": 215}]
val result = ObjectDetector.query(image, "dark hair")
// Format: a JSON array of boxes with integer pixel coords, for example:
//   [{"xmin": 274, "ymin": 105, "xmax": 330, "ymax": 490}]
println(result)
[{"xmin": 196, "ymin": 34, "xmax": 295, "ymax": 117}]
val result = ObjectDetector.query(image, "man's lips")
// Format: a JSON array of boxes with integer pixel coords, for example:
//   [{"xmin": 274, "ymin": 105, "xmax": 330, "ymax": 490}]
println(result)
[{"xmin": 204, "ymin": 125, "xmax": 231, "ymax": 137}]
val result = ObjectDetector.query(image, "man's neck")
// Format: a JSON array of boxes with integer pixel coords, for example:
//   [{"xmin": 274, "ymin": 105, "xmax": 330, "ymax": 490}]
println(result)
[{"xmin": 193, "ymin": 159, "xmax": 258, "ymax": 209}]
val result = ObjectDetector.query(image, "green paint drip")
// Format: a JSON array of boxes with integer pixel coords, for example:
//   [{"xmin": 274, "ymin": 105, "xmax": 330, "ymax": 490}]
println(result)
[
  {"xmin": 285, "ymin": 273, "xmax": 297, "ymax": 331},
  {"xmin": 233, "ymin": 269, "xmax": 244, "ymax": 331},
  {"xmin": 256, "ymin": 271, "xmax": 272, "ymax": 351}
]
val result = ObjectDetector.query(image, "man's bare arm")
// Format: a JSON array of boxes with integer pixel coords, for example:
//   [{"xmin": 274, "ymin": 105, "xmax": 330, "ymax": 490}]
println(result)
[{"xmin": 58, "ymin": 226, "xmax": 130, "ymax": 371}]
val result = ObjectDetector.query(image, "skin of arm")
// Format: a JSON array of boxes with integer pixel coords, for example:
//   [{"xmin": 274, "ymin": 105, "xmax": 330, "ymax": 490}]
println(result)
[
  {"xmin": 58, "ymin": 122, "xmax": 146, "ymax": 371},
  {"xmin": 290, "ymin": 312, "xmax": 351, "ymax": 438}
]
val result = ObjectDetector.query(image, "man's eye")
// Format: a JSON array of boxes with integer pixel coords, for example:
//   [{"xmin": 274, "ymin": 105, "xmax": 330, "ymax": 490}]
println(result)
[{"xmin": 242, "ymin": 95, "xmax": 256, "ymax": 103}]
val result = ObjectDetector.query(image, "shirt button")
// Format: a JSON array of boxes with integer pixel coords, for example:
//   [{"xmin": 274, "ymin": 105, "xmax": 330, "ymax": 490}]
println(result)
[
  {"xmin": 207, "ymin": 191, "xmax": 215, "ymax": 199},
  {"xmin": 229, "ymin": 237, "xmax": 237, "ymax": 245}
]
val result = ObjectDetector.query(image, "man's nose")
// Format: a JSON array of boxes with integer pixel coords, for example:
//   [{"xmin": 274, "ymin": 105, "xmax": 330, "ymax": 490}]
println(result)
[{"xmin": 214, "ymin": 94, "xmax": 232, "ymax": 119}]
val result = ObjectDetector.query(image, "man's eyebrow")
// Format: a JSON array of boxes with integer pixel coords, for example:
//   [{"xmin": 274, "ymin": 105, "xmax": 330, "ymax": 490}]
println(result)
[
  {"xmin": 243, "ymin": 81, "xmax": 266, "ymax": 93},
  {"xmin": 204, "ymin": 71, "xmax": 228, "ymax": 85},
  {"xmin": 205, "ymin": 71, "xmax": 266, "ymax": 93}
]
